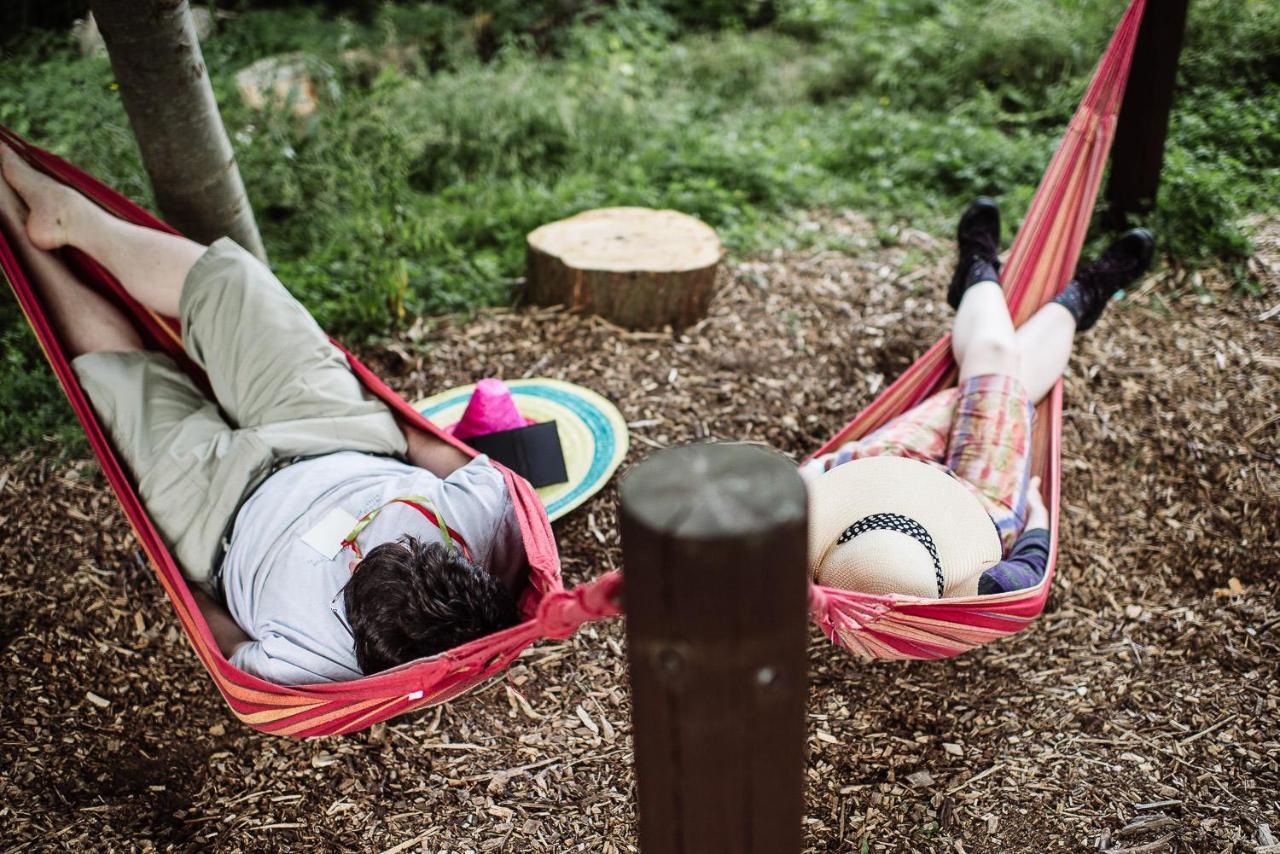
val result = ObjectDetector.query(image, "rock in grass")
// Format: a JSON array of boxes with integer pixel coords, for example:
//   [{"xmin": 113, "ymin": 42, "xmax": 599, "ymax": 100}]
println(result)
[{"xmin": 235, "ymin": 53, "xmax": 337, "ymax": 119}]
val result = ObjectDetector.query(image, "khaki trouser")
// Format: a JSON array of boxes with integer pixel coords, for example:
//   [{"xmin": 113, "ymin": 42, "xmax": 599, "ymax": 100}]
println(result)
[{"xmin": 73, "ymin": 239, "xmax": 406, "ymax": 589}]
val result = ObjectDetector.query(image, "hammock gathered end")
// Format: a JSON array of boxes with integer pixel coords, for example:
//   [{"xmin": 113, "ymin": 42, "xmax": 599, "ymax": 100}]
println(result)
[{"xmin": 0, "ymin": 0, "xmax": 1146, "ymax": 736}]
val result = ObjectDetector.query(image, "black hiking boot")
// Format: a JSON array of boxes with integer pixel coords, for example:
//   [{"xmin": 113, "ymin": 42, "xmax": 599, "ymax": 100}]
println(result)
[
  {"xmin": 947, "ymin": 197, "xmax": 1003, "ymax": 309},
  {"xmin": 1057, "ymin": 228, "xmax": 1156, "ymax": 331}
]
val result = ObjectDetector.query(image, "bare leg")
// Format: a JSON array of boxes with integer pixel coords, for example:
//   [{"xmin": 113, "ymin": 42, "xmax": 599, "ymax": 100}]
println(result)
[
  {"xmin": 1, "ymin": 144, "xmax": 205, "ymax": 318},
  {"xmin": 951, "ymin": 280, "xmax": 1020, "ymax": 381},
  {"xmin": 952, "ymin": 278, "xmax": 1079, "ymax": 405},
  {"xmin": 0, "ymin": 174, "xmax": 141, "ymax": 356},
  {"xmin": 1015, "ymin": 302, "xmax": 1077, "ymax": 403},
  {"xmin": 3, "ymin": 165, "xmax": 254, "ymax": 639}
]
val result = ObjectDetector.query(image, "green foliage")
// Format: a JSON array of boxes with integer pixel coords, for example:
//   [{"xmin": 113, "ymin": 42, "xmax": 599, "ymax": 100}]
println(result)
[
  {"xmin": 0, "ymin": 305, "xmax": 86, "ymax": 455},
  {"xmin": 0, "ymin": 0, "xmax": 1276, "ymax": 452},
  {"xmin": 1179, "ymin": 0, "xmax": 1280, "ymax": 89}
]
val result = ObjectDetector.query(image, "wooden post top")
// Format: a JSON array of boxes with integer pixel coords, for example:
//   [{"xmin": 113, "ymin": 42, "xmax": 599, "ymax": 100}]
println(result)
[{"xmin": 620, "ymin": 442, "xmax": 807, "ymax": 539}]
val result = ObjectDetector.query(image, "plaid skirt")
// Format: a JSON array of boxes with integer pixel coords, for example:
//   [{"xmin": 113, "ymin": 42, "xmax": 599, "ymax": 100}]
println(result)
[{"xmin": 820, "ymin": 374, "xmax": 1035, "ymax": 554}]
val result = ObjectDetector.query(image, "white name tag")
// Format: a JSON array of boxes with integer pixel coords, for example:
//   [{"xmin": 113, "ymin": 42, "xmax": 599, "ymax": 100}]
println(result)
[{"xmin": 299, "ymin": 507, "xmax": 360, "ymax": 560}]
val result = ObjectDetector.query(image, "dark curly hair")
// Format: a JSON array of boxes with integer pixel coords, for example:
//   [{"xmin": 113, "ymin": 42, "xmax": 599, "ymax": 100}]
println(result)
[{"xmin": 343, "ymin": 536, "xmax": 518, "ymax": 675}]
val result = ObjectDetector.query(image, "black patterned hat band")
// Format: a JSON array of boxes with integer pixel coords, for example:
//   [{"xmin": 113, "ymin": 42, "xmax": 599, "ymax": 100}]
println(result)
[{"xmin": 836, "ymin": 512, "xmax": 945, "ymax": 598}]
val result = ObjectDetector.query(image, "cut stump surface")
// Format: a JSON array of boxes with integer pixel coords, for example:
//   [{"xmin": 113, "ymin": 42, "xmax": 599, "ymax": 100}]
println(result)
[{"xmin": 526, "ymin": 207, "xmax": 722, "ymax": 330}]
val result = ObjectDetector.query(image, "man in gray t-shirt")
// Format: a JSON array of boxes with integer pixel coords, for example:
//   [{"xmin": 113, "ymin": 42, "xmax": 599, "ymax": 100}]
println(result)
[
  {"xmin": 222, "ymin": 451, "xmax": 525, "ymax": 684},
  {"xmin": 1, "ymin": 148, "xmax": 527, "ymax": 686}
]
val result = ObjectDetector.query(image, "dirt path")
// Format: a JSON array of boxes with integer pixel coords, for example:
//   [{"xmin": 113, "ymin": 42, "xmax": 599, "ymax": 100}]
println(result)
[{"xmin": 2, "ymin": 217, "xmax": 1277, "ymax": 851}]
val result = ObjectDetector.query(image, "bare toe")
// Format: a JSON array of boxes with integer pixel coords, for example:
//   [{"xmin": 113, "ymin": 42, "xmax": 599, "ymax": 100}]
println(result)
[
  {"xmin": 0, "ymin": 144, "xmax": 31, "ymax": 191},
  {"xmin": 0, "ymin": 174, "xmax": 25, "ymax": 221}
]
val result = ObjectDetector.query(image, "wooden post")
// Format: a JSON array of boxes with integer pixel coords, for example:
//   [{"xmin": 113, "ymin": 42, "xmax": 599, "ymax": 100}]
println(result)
[
  {"xmin": 620, "ymin": 443, "xmax": 809, "ymax": 854},
  {"xmin": 1105, "ymin": 0, "xmax": 1191, "ymax": 219}
]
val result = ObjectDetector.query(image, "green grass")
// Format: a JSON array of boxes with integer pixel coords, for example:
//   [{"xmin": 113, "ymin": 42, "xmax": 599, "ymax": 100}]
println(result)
[{"xmin": 1, "ymin": 0, "xmax": 1277, "ymax": 453}]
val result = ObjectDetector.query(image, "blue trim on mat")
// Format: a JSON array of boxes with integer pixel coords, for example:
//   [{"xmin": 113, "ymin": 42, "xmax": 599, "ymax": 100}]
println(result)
[{"xmin": 419, "ymin": 384, "xmax": 617, "ymax": 517}]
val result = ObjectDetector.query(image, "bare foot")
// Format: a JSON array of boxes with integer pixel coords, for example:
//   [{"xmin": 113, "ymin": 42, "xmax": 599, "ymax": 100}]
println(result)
[{"xmin": 0, "ymin": 144, "xmax": 86, "ymax": 250}]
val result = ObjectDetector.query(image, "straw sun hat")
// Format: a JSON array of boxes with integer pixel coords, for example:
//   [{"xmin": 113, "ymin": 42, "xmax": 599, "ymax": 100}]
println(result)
[{"xmin": 806, "ymin": 456, "xmax": 1002, "ymax": 599}]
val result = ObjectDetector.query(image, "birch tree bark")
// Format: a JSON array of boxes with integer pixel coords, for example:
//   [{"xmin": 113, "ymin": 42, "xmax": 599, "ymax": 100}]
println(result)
[{"xmin": 90, "ymin": 0, "xmax": 266, "ymax": 260}]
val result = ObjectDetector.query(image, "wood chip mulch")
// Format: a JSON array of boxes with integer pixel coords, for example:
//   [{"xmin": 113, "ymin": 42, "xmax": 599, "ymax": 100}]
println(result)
[{"xmin": 1, "ymin": 212, "xmax": 1277, "ymax": 853}]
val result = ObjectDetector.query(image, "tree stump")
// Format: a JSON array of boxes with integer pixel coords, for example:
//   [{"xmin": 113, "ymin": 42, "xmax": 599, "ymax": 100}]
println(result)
[{"xmin": 526, "ymin": 207, "xmax": 722, "ymax": 330}]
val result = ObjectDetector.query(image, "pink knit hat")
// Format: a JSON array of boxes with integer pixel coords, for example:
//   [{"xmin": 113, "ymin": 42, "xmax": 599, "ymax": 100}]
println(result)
[{"xmin": 449, "ymin": 378, "xmax": 534, "ymax": 440}]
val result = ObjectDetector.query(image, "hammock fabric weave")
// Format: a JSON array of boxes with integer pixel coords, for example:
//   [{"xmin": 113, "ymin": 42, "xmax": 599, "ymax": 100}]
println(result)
[{"xmin": 1, "ymin": 0, "xmax": 1146, "ymax": 735}]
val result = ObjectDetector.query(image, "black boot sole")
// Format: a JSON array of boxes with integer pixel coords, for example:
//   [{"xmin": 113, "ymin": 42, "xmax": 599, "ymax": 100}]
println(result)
[{"xmin": 1118, "ymin": 227, "xmax": 1156, "ymax": 276}]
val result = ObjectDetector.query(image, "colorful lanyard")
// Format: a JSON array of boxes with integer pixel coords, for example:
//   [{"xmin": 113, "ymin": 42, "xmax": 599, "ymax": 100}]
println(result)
[{"xmin": 340, "ymin": 495, "xmax": 472, "ymax": 561}]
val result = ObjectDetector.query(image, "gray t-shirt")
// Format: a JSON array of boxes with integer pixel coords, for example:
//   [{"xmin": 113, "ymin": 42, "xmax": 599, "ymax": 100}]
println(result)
[{"xmin": 221, "ymin": 451, "xmax": 525, "ymax": 685}]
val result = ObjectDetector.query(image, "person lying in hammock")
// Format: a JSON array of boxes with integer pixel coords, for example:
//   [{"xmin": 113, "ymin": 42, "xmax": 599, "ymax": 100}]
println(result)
[
  {"xmin": 801, "ymin": 198, "xmax": 1153, "ymax": 598},
  {"xmin": 0, "ymin": 146, "xmax": 525, "ymax": 685}
]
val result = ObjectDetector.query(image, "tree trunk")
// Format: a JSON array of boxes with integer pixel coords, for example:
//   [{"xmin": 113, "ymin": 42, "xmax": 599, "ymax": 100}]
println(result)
[
  {"xmin": 526, "ymin": 207, "xmax": 721, "ymax": 330},
  {"xmin": 90, "ymin": 0, "xmax": 266, "ymax": 261}
]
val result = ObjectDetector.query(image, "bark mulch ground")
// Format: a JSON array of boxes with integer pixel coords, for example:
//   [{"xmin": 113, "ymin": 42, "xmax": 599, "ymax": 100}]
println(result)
[{"xmin": 1, "ymin": 213, "xmax": 1277, "ymax": 852}]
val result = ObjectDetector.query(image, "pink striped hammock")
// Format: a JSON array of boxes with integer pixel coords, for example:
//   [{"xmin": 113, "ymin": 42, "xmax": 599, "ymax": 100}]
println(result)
[
  {"xmin": 1, "ymin": 0, "xmax": 1146, "ymax": 736},
  {"xmin": 808, "ymin": 0, "xmax": 1148, "ymax": 658}
]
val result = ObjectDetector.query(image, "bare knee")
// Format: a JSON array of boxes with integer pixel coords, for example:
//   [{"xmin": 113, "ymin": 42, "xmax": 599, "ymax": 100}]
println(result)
[{"xmin": 959, "ymin": 334, "xmax": 1020, "ymax": 380}]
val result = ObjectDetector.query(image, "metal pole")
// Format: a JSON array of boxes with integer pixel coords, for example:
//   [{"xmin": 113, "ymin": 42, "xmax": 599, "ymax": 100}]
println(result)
[{"xmin": 1106, "ymin": 0, "xmax": 1192, "ymax": 220}]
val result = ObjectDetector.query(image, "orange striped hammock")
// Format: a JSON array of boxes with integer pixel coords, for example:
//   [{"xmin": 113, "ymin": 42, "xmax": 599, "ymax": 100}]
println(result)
[{"xmin": 1, "ymin": 0, "xmax": 1146, "ymax": 736}]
